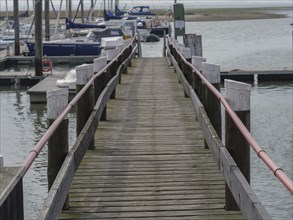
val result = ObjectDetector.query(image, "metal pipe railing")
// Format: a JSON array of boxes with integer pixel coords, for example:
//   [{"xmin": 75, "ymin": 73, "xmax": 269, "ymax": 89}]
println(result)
[
  {"xmin": 166, "ymin": 36, "xmax": 293, "ymax": 194},
  {"xmin": 23, "ymin": 35, "xmax": 137, "ymax": 173}
]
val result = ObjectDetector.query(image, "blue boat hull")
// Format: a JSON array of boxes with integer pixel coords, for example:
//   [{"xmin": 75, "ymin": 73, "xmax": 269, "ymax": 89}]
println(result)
[{"xmin": 26, "ymin": 42, "xmax": 102, "ymax": 56}]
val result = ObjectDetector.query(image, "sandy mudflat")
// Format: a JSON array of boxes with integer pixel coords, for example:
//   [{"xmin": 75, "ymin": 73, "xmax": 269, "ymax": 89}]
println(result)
[{"xmin": 155, "ymin": 7, "xmax": 291, "ymax": 22}]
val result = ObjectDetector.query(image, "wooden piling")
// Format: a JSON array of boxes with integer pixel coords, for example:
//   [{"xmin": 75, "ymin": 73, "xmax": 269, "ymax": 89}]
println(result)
[
  {"xmin": 13, "ymin": 0, "xmax": 20, "ymax": 55},
  {"xmin": 35, "ymin": 0, "xmax": 43, "ymax": 76},
  {"xmin": 202, "ymin": 63, "xmax": 222, "ymax": 148},
  {"xmin": 47, "ymin": 88, "xmax": 69, "ymax": 209},
  {"xmin": 225, "ymin": 79, "xmax": 251, "ymax": 210},
  {"xmin": 93, "ymin": 56, "xmax": 107, "ymax": 121},
  {"xmin": 184, "ymin": 34, "xmax": 202, "ymax": 57},
  {"xmin": 76, "ymin": 64, "xmax": 95, "ymax": 149}
]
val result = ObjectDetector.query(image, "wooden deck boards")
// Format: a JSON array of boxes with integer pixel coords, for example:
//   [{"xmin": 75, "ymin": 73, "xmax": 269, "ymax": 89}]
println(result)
[{"xmin": 59, "ymin": 57, "xmax": 243, "ymax": 219}]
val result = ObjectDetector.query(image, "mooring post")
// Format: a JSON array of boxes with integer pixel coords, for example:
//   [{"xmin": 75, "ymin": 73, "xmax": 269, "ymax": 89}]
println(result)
[
  {"xmin": 191, "ymin": 56, "xmax": 206, "ymax": 102},
  {"xmin": 76, "ymin": 64, "xmax": 95, "ymax": 150},
  {"xmin": 47, "ymin": 88, "xmax": 69, "ymax": 209},
  {"xmin": 202, "ymin": 63, "xmax": 222, "ymax": 148},
  {"xmin": 93, "ymin": 56, "xmax": 107, "ymax": 121},
  {"xmin": 225, "ymin": 79, "xmax": 251, "ymax": 210},
  {"xmin": 183, "ymin": 34, "xmax": 202, "ymax": 57}
]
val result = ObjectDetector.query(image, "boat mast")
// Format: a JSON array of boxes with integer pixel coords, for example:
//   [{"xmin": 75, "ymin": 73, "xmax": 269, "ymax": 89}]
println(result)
[
  {"xmin": 13, "ymin": 0, "xmax": 20, "ymax": 55},
  {"xmin": 53, "ymin": 0, "xmax": 64, "ymax": 40},
  {"xmin": 5, "ymin": 0, "xmax": 9, "ymax": 29},
  {"xmin": 45, "ymin": 0, "xmax": 50, "ymax": 41}
]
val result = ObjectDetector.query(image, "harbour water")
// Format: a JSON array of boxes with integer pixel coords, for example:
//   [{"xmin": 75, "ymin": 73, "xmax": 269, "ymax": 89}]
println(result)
[{"xmin": 1, "ymin": 9, "xmax": 292, "ymax": 220}]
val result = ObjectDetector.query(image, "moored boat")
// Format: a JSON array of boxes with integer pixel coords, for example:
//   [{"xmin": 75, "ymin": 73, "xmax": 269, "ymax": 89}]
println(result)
[{"xmin": 25, "ymin": 27, "xmax": 128, "ymax": 56}]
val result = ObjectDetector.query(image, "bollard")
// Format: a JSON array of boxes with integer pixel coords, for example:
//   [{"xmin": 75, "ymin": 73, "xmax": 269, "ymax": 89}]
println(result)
[
  {"xmin": 184, "ymin": 34, "xmax": 203, "ymax": 57},
  {"xmin": 47, "ymin": 88, "xmax": 69, "ymax": 209},
  {"xmin": 224, "ymin": 79, "xmax": 251, "ymax": 210},
  {"xmin": 202, "ymin": 63, "xmax": 222, "ymax": 148},
  {"xmin": 76, "ymin": 64, "xmax": 95, "ymax": 150},
  {"xmin": 191, "ymin": 56, "xmax": 206, "ymax": 102}
]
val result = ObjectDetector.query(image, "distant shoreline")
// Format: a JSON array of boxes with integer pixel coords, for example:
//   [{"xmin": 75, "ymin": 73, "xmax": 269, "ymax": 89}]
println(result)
[
  {"xmin": 155, "ymin": 7, "xmax": 291, "ymax": 22},
  {"xmin": 1, "ymin": 6, "xmax": 291, "ymax": 23}
]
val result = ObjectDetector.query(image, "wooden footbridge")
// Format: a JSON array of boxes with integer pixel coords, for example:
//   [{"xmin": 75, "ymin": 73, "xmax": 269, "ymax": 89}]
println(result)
[
  {"xmin": 1, "ymin": 34, "xmax": 292, "ymax": 220},
  {"xmin": 60, "ymin": 57, "xmax": 242, "ymax": 220}
]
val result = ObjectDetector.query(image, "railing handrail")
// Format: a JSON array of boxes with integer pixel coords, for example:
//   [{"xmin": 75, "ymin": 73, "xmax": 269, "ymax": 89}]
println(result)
[
  {"xmin": 166, "ymin": 36, "xmax": 293, "ymax": 194},
  {"xmin": 22, "ymin": 35, "xmax": 137, "ymax": 174}
]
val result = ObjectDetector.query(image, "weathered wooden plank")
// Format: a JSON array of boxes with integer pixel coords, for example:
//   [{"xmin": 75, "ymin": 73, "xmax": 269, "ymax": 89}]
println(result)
[{"xmin": 60, "ymin": 209, "xmax": 242, "ymax": 219}]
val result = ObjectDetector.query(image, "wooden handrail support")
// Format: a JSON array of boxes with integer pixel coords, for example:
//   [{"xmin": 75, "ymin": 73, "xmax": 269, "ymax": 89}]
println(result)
[
  {"xmin": 37, "ymin": 43, "xmax": 138, "ymax": 220},
  {"xmin": 165, "ymin": 37, "xmax": 272, "ymax": 220}
]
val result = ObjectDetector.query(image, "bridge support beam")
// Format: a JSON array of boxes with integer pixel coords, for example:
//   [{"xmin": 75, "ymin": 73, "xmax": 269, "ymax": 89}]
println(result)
[
  {"xmin": 47, "ymin": 88, "xmax": 69, "ymax": 209},
  {"xmin": 224, "ymin": 79, "xmax": 251, "ymax": 210}
]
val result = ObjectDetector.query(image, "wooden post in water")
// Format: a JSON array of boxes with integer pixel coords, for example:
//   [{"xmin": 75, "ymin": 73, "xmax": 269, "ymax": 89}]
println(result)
[
  {"xmin": 76, "ymin": 64, "xmax": 95, "ymax": 150},
  {"xmin": 202, "ymin": 63, "xmax": 222, "ymax": 147},
  {"xmin": 13, "ymin": 0, "xmax": 20, "ymax": 55},
  {"xmin": 93, "ymin": 56, "xmax": 107, "ymax": 121},
  {"xmin": 45, "ymin": 0, "xmax": 50, "ymax": 41},
  {"xmin": 47, "ymin": 88, "xmax": 69, "ymax": 209},
  {"xmin": 35, "ymin": 0, "xmax": 43, "ymax": 76},
  {"xmin": 225, "ymin": 79, "xmax": 251, "ymax": 210},
  {"xmin": 184, "ymin": 34, "xmax": 202, "ymax": 57}
]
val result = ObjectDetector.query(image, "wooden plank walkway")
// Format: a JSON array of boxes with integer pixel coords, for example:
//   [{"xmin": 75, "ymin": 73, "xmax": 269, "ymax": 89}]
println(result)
[{"xmin": 60, "ymin": 58, "xmax": 243, "ymax": 220}]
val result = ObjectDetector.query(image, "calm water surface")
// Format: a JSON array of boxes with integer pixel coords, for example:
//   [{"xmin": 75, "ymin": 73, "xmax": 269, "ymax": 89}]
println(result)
[{"xmin": 1, "ymin": 14, "xmax": 293, "ymax": 220}]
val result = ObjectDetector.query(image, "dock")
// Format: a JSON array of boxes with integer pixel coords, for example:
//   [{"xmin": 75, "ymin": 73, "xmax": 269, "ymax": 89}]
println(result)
[
  {"xmin": 59, "ymin": 57, "xmax": 243, "ymax": 219},
  {"xmin": 1, "ymin": 34, "xmax": 287, "ymax": 220}
]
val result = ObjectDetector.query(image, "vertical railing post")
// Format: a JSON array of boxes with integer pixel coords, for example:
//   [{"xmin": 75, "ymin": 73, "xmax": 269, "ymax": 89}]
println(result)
[
  {"xmin": 163, "ymin": 32, "xmax": 166, "ymax": 57},
  {"xmin": 76, "ymin": 64, "xmax": 95, "ymax": 149},
  {"xmin": 180, "ymin": 46, "xmax": 192, "ymax": 97},
  {"xmin": 225, "ymin": 79, "xmax": 251, "ymax": 210},
  {"xmin": 202, "ymin": 63, "xmax": 222, "ymax": 148},
  {"xmin": 191, "ymin": 56, "xmax": 206, "ymax": 102},
  {"xmin": 93, "ymin": 56, "xmax": 107, "ymax": 121},
  {"xmin": 116, "ymin": 45, "xmax": 124, "ymax": 83},
  {"xmin": 47, "ymin": 88, "xmax": 69, "ymax": 209},
  {"xmin": 105, "ymin": 48, "xmax": 119, "ymax": 99}
]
